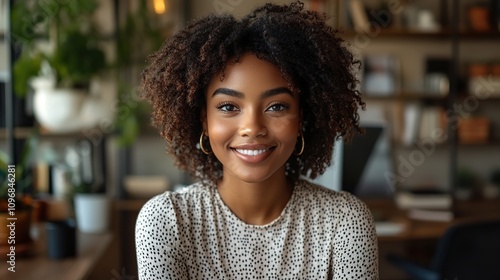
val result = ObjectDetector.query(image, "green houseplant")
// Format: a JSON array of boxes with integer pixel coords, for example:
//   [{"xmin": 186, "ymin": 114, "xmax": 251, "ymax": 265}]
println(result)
[
  {"xmin": 456, "ymin": 168, "xmax": 478, "ymax": 199},
  {"xmin": 11, "ymin": 0, "xmax": 109, "ymax": 133},
  {"xmin": 12, "ymin": 0, "xmax": 106, "ymax": 96}
]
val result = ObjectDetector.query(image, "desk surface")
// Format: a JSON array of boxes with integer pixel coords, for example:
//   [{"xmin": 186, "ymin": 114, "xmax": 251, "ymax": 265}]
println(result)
[
  {"xmin": 365, "ymin": 197, "xmax": 500, "ymax": 242},
  {"xmin": 1, "ymin": 224, "xmax": 113, "ymax": 280}
]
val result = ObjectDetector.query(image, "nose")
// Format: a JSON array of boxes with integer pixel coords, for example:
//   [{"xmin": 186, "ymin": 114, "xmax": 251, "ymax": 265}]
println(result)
[{"xmin": 239, "ymin": 108, "xmax": 267, "ymax": 138}]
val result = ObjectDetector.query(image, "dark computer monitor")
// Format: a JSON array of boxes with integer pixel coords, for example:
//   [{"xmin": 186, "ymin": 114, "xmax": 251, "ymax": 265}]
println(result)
[
  {"xmin": 309, "ymin": 124, "xmax": 394, "ymax": 198},
  {"xmin": 342, "ymin": 125, "xmax": 393, "ymax": 197}
]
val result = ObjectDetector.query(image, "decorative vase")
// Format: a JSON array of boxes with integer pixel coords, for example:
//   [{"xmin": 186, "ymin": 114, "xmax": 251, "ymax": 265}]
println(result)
[
  {"xmin": 74, "ymin": 194, "xmax": 110, "ymax": 233},
  {"xmin": 30, "ymin": 75, "xmax": 112, "ymax": 133},
  {"xmin": 31, "ymin": 76, "xmax": 87, "ymax": 133}
]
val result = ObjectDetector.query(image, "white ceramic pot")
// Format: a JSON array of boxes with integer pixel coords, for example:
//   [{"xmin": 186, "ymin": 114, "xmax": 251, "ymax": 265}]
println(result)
[
  {"xmin": 32, "ymin": 85, "xmax": 87, "ymax": 133},
  {"xmin": 74, "ymin": 194, "xmax": 110, "ymax": 233},
  {"xmin": 31, "ymin": 76, "xmax": 110, "ymax": 133}
]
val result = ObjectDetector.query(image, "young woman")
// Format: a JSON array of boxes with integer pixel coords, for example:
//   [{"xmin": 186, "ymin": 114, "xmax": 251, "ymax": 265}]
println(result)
[{"xmin": 136, "ymin": 2, "xmax": 378, "ymax": 279}]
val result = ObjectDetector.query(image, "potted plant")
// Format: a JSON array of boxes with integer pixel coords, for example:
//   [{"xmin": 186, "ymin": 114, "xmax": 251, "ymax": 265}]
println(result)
[
  {"xmin": 0, "ymin": 135, "xmax": 38, "ymax": 257},
  {"xmin": 456, "ymin": 168, "xmax": 478, "ymax": 200},
  {"xmin": 483, "ymin": 169, "xmax": 500, "ymax": 199},
  {"xmin": 11, "ymin": 0, "xmax": 108, "ymax": 133},
  {"xmin": 73, "ymin": 184, "xmax": 111, "ymax": 233}
]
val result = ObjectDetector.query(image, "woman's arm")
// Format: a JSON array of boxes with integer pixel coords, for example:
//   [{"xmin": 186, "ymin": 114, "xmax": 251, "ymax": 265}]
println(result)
[
  {"xmin": 332, "ymin": 193, "xmax": 379, "ymax": 279},
  {"xmin": 135, "ymin": 194, "xmax": 189, "ymax": 279}
]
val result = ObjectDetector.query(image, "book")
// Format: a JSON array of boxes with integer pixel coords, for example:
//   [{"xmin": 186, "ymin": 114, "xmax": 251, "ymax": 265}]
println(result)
[
  {"xmin": 418, "ymin": 106, "xmax": 444, "ymax": 142},
  {"xmin": 408, "ymin": 209, "xmax": 454, "ymax": 222},
  {"xmin": 402, "ymin": 103, "xmax": 422, "ymax": 146},
  {"xmin": 34, "ymin": 162, "xmax": 50, "ymax": 194},
  {"xmin": 375, "ymin": 221, "xmax": 406, "ymax": 236},
  {"xmin": 396, "ymin": 190, "xmax": 452, "ymax": 210},
  {"xmin": 349, "ymin": 0, "xmax": 370, "ymax": 32}
]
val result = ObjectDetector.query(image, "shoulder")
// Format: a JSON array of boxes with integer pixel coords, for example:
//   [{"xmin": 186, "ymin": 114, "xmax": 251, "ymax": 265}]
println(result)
[
  {"xmin": 298, "ymin": 179, "xmax": 369, "ymax": 210},
  {"xmin": 297, "ymin": 179, "xmax": 374, "ymax": 225},
  {"xmin": 136, "ymin": 182, "xmax": 214, "ymax": 225},
  {"xmin": 303, "ymin": 182, "xmax": 379, "ymax": 278}
]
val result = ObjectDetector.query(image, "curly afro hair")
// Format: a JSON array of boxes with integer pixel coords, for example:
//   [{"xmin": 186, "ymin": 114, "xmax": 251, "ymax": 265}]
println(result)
[{"xmin": 141, "ymin": 1, "xmax": 364, "ymax": 183}]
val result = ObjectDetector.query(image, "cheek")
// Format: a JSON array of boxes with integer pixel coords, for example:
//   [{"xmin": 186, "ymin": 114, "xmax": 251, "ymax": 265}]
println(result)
[
  {"xmin": 207, "ymin": 116, "xmax": 234, "ymax": 144},
  {"xmin": 269, "ymin": 114, "xmax": 300, "ymax": 137}
]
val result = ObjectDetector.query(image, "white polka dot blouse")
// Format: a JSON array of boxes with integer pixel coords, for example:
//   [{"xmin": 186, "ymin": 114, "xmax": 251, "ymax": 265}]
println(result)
[{"xmin": 135, "ymin": 179, "xmax": 379, "ymax": 279}]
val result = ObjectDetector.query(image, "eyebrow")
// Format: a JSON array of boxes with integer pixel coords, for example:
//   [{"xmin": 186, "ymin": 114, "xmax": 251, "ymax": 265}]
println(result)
[{"xmin": 211, "ymin": 87, "xmax": 293, "ymax": 99}]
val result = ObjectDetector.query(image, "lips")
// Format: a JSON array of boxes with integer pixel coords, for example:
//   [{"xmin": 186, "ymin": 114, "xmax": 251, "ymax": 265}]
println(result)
[
  {"xmin": 230, "ymin": 144, "xmax": 275, "ymax": 163},
  {"xmin": 234, "ymin": 148, "xmax": 271, "ymax": 156}
]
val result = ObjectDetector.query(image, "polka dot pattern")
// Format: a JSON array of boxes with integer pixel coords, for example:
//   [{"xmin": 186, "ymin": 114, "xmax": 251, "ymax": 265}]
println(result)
[{"xmin": 135, "ymin": 179, "xmax": 379, "ymax": 279}]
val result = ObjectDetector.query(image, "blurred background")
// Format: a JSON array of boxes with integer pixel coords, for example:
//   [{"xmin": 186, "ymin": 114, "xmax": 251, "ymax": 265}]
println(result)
[{"xmin": 1, "ymin": 0, "xmax": 500, "ymax": 279}]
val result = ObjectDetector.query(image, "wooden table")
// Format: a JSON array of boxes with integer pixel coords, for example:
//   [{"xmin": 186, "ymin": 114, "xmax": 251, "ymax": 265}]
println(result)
[
  {"xmin": 365, "ymin": 197, "xmax": 500, "ymax": 279},
  {"xmin": 365, "ymin": 197, "xmax": 500, "ymax": 241},
  {"xmin": 0, "ymin": 223, "xmax": 113, "ymax": 280}
]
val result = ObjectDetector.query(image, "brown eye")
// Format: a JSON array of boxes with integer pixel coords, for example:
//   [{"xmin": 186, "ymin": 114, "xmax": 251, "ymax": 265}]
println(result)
[
  {"xmin": 266, "ymin": 103, "xmax": 289, "ymax": 112},
  {"xmin": 216, "ymin": 102, "xmax": 239, "ymax": 112}
]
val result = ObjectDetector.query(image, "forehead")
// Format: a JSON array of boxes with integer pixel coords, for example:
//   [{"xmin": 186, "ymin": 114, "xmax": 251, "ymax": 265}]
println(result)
[{"xmin": 206, "ymin": 54, "xmax": 289, "ymax": 96}]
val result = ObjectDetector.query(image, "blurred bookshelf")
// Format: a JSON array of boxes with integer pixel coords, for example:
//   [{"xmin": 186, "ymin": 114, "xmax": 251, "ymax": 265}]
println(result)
[{"xmin": 333, "ymin": 0, "xmax": 500, "ymax": 196}]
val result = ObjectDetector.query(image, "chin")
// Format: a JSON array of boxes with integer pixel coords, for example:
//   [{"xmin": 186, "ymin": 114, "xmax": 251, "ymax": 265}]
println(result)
[
  {"xmin": 233, "ymin": 173, "xmax": 272, "ymax": 184},
  {"xmin": 225, "ymin": 166, "xmax": 285, "ymax": 184}
]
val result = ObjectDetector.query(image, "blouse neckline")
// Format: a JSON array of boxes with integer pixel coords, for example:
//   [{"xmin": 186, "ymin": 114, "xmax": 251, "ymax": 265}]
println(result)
[{"xmin": 209, "ymin": 179, "xmax": 302, "ymax": 229}]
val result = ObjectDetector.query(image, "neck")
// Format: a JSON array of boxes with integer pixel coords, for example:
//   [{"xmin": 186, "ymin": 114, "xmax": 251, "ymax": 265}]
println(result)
[{"xmin": 217, "ymin": 169, "xmax": 294, "ymax": 225}]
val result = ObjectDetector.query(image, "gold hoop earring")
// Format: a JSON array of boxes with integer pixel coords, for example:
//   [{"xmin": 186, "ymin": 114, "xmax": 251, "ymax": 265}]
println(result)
[
  {"xmin": 295, "ymin": 133, "xmax": 305, "ymax": 156},
  {"xmin": 199, "ymin": 132, "xmax": 212, "ymax": 155}
]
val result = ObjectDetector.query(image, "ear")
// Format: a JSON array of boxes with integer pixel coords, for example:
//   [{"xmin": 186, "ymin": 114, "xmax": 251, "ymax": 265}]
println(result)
[{"xmin": 200, "ymin": 107, "xmax": 208, "ymax": 136}]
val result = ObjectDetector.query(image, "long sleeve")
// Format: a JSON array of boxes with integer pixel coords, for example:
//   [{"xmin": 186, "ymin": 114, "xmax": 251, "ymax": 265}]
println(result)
[
  {"xmin": 332, "ymin": 193, "xmax": 379, "ymax": 279},
  {"xmin": 135, "ymin": 194, "xmax": 189, "ymax": 280}
]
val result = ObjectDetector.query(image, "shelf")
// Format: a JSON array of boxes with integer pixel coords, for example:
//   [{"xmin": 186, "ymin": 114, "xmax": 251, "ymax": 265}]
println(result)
[
  {"xmin": 364, "ymin": 92, "xmax": 448, "ymax": 101},
  {"xmin": 343, "ymin": 29, "xmax": 450, "ymax": 39},
  {"xmin": 462, "ymin": 95, "xmax": 500, "ymax": 101},
  {"xmin": 0, "ymin": 126, "xmax": 109, "ymax": 140},
  {"xmin": 397, "ymin": 140, "xmax": 500, "ymax": 149},
  {"xmin": 457, "ymin": 141, "xmax": 500, "ymax": 147},
  {"xmin": 0, "ymin": 32, "xmax": 114, "ymax": 42},
  {"xmin": 0, "ymin": 127, "xmax": 35, "ymax": 139},
  {"xmin": 456, "ymin": 30, "xmax": 500, "ymax": 40},
  {"xmin": 340, "ymin": 28, "xmax": 500, "ymax": 40}
]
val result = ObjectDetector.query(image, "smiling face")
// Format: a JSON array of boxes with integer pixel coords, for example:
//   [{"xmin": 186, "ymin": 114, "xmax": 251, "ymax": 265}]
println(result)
[{"xmin": 203, "ymin": 54, "xmax": 301, "ymax": 184}]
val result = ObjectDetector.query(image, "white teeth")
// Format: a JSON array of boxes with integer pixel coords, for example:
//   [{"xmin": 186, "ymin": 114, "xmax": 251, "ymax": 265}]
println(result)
[{"xmin": 235, "ymin": 148, "xmax": 270, "ymax": 156}]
